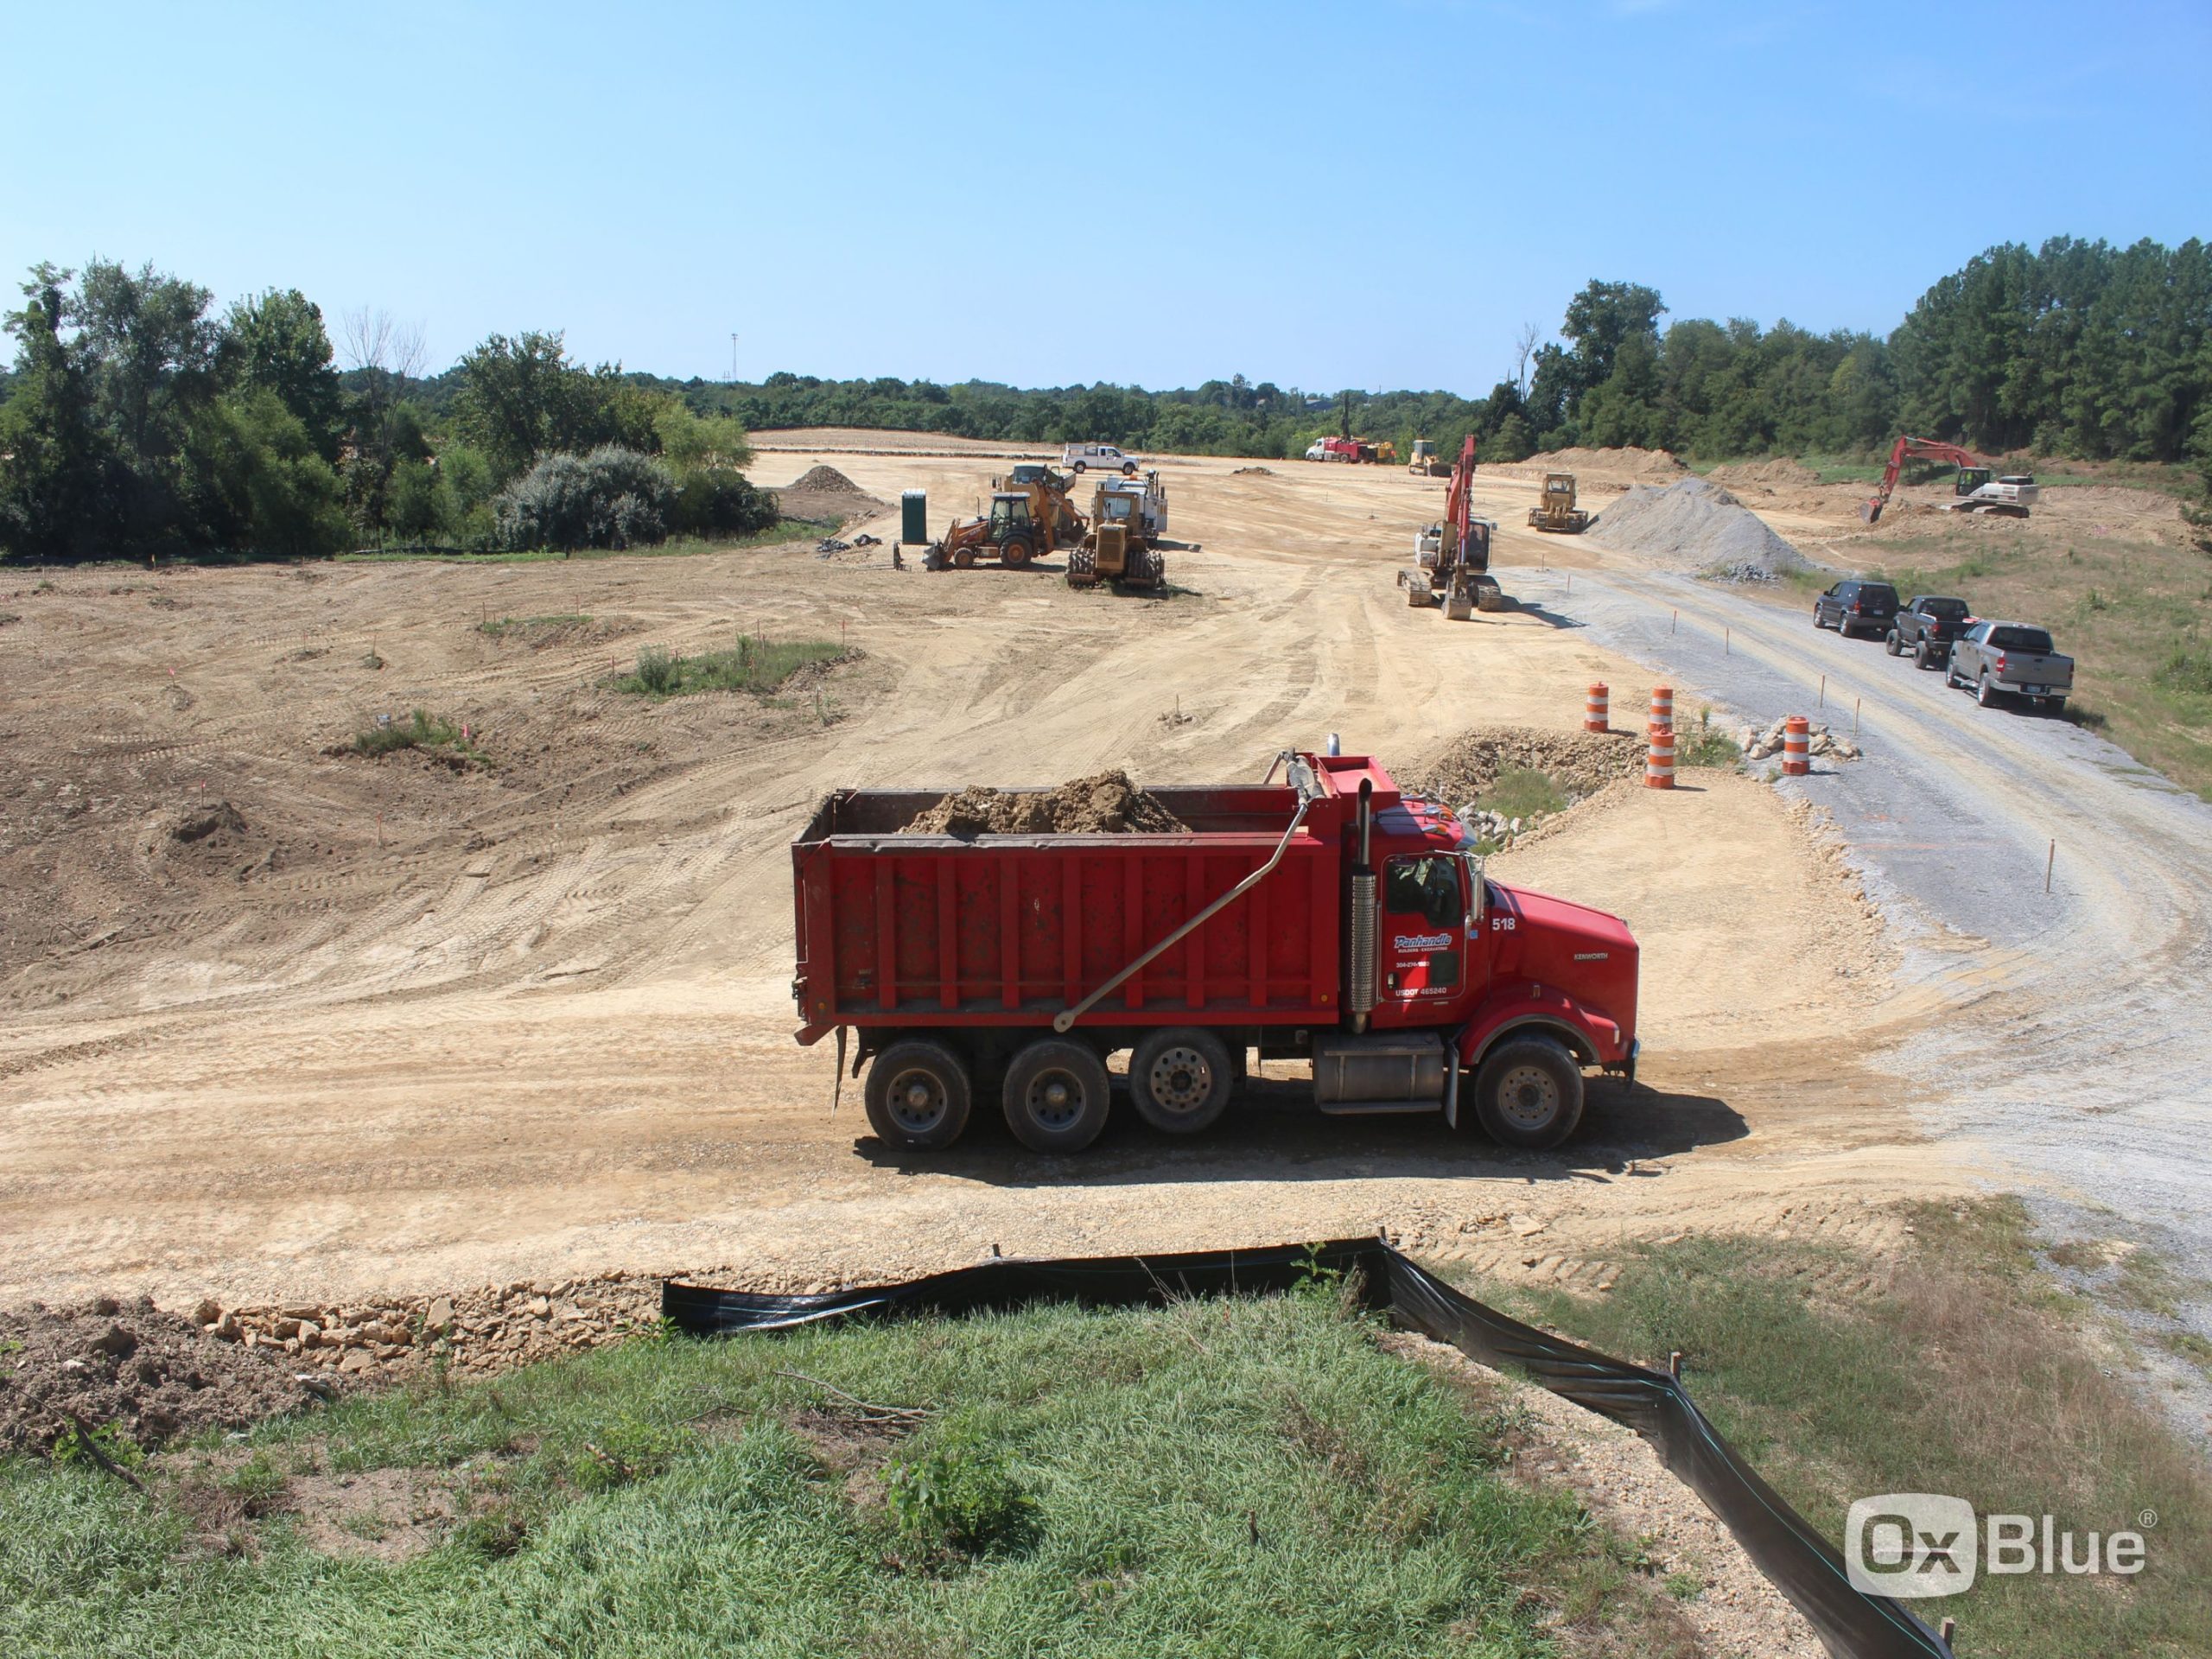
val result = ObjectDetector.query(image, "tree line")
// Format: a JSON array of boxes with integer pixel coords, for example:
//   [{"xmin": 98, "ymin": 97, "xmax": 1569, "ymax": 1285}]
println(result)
[
  {"xmin": 5, "ymin": 237, "xmax": 2207, "ymax": 561},
  {"xmin": 0, "ymin": 264, "xmax": 770, "ymax": 561}
]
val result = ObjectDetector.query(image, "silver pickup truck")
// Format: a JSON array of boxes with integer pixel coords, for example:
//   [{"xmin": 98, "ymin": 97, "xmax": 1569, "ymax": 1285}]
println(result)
[{"xmin": 1946, "ymin": 620, "xmax": 2074, "ymax": 712}]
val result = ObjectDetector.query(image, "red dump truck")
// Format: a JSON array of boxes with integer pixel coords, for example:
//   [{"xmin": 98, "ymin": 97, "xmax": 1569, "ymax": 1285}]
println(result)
[{"xmin": 791, "ymin": 751, "xmax": 1638, "ymax": 1154}]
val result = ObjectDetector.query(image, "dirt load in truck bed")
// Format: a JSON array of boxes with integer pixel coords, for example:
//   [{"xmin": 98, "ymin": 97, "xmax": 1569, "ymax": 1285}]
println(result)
[{"xmin": 899, "ymin": 770, "xmax": 1191, "ymax": 836}]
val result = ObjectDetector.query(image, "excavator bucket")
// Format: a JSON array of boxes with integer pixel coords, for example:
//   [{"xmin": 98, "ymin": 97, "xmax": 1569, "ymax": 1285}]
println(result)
[{"xmin": 1860, "ymin": 497, "xmax": 1885, "ymax": 525}]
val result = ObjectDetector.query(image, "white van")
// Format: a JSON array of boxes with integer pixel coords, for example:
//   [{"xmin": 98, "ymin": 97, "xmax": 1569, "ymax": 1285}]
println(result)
[{"xmin": 1062, "ymin": 442, "xmax": 1140, "ymax": 476}]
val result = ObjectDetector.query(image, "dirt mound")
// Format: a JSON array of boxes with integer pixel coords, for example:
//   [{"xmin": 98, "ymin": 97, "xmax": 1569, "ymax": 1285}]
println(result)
[
  {"xmin": 167, "ymin": 800, "xmax": 247, "ymax": 844},
  {"xmin": 1588, "ymin": 477, "xmax": 1811, "ymax": 577},
  {"xmin": 1527, "ymin": 446, "xmax": 1688, "ymax": 482},
  {"xmin": 1707, "ymin": 457, "xmax": 1821, "ymax": 490},
  {"xmin": 782, "ymin": 465, "xmax": 872, "ymax": 497},
  {"xmin": 1, "ymin": 1295, "xmax": 335, "ymax": 1455},
  {"xmin": 1408, "ymin": 728, "xmax": 1647, "ymax": 807},
  {"xmin": 901, "ymin": 770, "xmax": 1189, "ymax": 836},
  {"xmin": 1231, "ymin": 466, "xmax": 1274, "ymax": 476}
]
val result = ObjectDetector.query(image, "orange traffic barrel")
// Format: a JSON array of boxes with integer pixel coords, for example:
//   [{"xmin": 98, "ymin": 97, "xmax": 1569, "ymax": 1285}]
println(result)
[
  {"xmin": 1585, "ymin": 683, "xmax": 1610, "ymax": 733},
  {"xmin": 1649, "ymin": 684, "xmax": 1674, "ymax": 730},
  {"xmin": 1645, "ymin": 723, "xmax": 1675, "ymax": 789},
  {"xmin": 1782, "ymin": 715, "xmax": 1811, "ymax": 775}
]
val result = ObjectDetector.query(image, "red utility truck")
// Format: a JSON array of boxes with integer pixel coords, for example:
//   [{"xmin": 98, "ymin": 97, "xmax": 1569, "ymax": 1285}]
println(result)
[{"xmin": 790, "ymin": 751, "xmax": 1638, "ymax": 1154}]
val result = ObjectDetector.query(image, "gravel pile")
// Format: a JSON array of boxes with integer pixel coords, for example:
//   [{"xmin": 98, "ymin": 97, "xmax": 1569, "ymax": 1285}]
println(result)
[
  {"xmin": 900, "ymin": 771, "xmax": 1189, "ymax": 836},
  {"xmin": 1587, "ymin": 478, "xmax": 1811, "ymax": 577},
  {"xmin": 783, "ymin": 465, "xmax": 872, "ymax": 496}
]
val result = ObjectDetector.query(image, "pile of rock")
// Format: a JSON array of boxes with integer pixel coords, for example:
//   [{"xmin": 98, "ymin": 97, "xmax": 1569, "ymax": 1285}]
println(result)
[
  {"xmin": 1738, "ymin": 719, "xmax": 1862, "ymax": 762},
  {"xmin": 1455, "ymin": 805, "xmax": 1531, "ymax": 847},
  {"xmin": 206, "ymin": 1272, "xmax": 663, "ymax": 1382}
]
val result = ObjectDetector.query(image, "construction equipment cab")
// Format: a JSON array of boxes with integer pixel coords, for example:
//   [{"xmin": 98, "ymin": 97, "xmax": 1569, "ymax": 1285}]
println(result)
[{"xmin": 1063, "ymin": 442, "xmax": 1141, "ymax": 476}]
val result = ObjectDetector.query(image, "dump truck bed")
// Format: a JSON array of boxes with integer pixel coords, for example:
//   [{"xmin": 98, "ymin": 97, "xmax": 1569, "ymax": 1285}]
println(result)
[{"xmin": 791, "ymin": 784, "xmax": 1344, "ymax": 1033}]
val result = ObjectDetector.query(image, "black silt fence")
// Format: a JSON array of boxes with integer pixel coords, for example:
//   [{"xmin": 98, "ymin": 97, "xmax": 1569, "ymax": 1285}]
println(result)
[{"xmin": 664, "ymin": 1237, "xmax": 1953, "ymax": 1659}]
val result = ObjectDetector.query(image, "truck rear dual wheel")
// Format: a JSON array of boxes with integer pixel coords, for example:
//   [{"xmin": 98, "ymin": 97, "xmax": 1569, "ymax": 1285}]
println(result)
[
  {"xmin": 864, "ymin": 1039, "xmax": 973, "ymax": 1151},
  {"xmin": 1471, "ymin": 1035, "xmax": 1585, "ymax": 1150},
  {"xmin": 1129, "ymin": 1028, "xmax": 1233, "ymax": 1135},
  {"xmin": 1003, "ymin": 1039, "xmax": 1111, "ymax": 1153}
]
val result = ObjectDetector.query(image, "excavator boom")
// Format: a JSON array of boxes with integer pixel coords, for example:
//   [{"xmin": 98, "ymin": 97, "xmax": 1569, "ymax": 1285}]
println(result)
[{"xmin": 1862, "ymin": 435, "xmax": 1991, "ymax": 524}]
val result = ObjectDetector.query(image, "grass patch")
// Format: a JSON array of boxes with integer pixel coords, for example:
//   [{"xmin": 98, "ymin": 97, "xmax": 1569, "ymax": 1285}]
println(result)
[
  {"xmin": 1676, "ymin": 708, "xmax": 1741, "ymax": 769},
  {"xmin": 477, "ymin": 613, "xmax": 589, "ymax": 640},
  {"xmin": 1469, "ymin": 1199, "xmax": 2212, "ymax": 1659},
  {"xmin": 338, "ymin": 520, "xmax": 836, "ymax": 566},
  {"xmin": 1478, "ymin": 765, "xmax": 1567, "ymax": 822},
  {"xmin": 616, "ymin": 636, "xmax": 847, "ymax": 701},
  {"xmin": 0, "ymin": 1289, "xmax": 1694, "ymax": 1656},
  {"xmin": 350, "ymin": 709, "xmax": 488, "ymax": 766}
]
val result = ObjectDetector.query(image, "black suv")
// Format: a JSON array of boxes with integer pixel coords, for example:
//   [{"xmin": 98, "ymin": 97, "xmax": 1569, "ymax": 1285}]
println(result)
[
  {"xmin": 1886, "ymin": 594, "xmax": 1972, "ymax": 669},
  {"xmin": 1813, "ymin": 579, "xmax": 1900, "ymax": 639}
]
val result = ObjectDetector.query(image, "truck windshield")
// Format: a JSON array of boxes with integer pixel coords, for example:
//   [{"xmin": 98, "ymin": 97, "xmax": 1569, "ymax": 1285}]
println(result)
[
  {"xmin": 1385, "ymin": 855, "xmax": 1463, "ymax": 929},
  {"xmin": 1991, "ymin": 626, "xmax": 2055, "ymax": 652},
  {"xmin": 1919, "ymin": 598, "xmax": 1967, "ymax": 618}
]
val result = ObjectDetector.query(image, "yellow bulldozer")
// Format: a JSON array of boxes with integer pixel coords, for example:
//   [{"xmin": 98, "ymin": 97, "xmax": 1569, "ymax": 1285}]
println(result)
[
  {"xmin": 1068, "ymin": 482, "xmax": 1166, "ymax": 594},
  {"xmin": 1408, "ymin": 439, "xmax": 1452, "ymax": 477},
  {"xmin": 1526, "ymin": 472, "xmax": 1591, "ymax": 534}
]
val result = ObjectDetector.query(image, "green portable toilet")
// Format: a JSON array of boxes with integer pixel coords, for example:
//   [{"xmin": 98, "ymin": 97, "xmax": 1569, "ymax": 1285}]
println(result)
[{"xmin": 900, "ymin": 490, "xmax": 927, "ymax": 546}]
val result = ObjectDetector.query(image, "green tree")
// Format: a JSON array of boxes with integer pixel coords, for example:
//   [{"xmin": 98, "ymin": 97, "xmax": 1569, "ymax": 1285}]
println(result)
[
  {"xmin": 182, "ymin": 388, "xmax": 350, "ymax": 556},
  {"xmin": 225, "ymin": 288, "xmax": 343, "ymax": 459},
  {"xmin": 0, "ymin": 265, "xmax": 113, "ymax": 558}
]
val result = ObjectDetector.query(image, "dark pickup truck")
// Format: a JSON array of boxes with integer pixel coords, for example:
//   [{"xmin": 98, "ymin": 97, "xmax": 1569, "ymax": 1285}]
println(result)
[{"xmin": 1885, "ymin": 595, "xmax": 1973, "ymax": 669}]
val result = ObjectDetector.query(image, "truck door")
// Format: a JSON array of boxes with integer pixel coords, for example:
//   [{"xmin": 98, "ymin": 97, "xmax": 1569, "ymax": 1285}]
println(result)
[{"xmin": 1375, "ymin": 854, "xmax": 1467, "ymax": 1025}]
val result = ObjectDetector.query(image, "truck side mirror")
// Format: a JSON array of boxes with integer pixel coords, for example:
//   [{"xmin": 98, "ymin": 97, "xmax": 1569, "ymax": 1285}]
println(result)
[{"xmin": 1465, "ymin": 855, "xmax": 1487, "ymax": 927}]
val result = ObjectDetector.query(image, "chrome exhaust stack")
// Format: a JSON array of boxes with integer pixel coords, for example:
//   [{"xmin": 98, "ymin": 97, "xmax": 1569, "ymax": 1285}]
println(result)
[{"xmin": 1348, "ymin": 779, "xmax": 1376, "ymax": 1033}]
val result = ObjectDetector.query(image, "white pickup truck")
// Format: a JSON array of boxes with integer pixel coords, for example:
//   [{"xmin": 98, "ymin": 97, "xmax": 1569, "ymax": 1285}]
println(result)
[{"xmin": 1946, "ymin": 620, "xmax": 2074, "ymax": 712}]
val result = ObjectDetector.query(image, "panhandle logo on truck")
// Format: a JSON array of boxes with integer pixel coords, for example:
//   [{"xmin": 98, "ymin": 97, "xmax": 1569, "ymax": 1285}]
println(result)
[{"xmin": 1393, "ymin": 933, "xmax": 1453, "ymax": 951}]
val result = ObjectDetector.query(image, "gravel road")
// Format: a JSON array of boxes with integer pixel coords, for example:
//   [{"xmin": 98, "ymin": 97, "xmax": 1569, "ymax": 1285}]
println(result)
[{"xmin": 1535, "ymin": 558, "xmax": 2212, "ymax": 1405}]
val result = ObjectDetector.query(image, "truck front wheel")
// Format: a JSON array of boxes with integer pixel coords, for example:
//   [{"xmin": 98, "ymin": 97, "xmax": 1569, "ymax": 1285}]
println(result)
[
  {"xmin": 1471, "ymin": 1035, "xmax": 1585, "ymax": 1150},
  {"xmin": 864, "ymin": 1039, "xmax": 974, "ymax": 1151},
  {"xmin": 1003, "ymin": 1039, "xmax": 1111, "ymax": 1153},
  {"xmin": 1130, "ymin": 1028, "xmax": 1234, "ymax": 1135}
]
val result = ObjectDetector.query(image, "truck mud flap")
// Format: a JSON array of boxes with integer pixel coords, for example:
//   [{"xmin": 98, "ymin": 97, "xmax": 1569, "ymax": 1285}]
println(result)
[{"xmin": 667, "ymin": 1238, "xmax": 1952, "ymax": 1659}]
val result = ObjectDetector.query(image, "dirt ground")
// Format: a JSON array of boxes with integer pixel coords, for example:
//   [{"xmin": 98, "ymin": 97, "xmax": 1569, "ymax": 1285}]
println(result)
[{"xmin": 0, "ymin": 440, "xmax": 1979, "ymax": 1320}]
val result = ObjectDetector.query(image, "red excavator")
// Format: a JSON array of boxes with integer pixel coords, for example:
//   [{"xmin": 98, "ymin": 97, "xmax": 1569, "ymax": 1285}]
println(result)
[
  {"xmin": 1861, "ymin": 436, "xmax": 2041, "ymax": 524},
  {"xmin": 1401, "ymin": 434, "xmax": 1501, "ymax": 618}
]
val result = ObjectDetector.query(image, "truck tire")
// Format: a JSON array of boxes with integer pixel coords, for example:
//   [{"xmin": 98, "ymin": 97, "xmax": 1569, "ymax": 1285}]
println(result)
[
  {"xmin": 1122, "ymin": 461, "xmax": 1136, "ymax": 477},
  {"xmin": 1071, "ymin": 460, "xmax": 1086, "ymax": 474},
  {"xmin": 1946, "ymin": 661, "xmax": 1965, "ymax": 689},
  {"xmin": 1002, "ymin": 1039, "xmax": 1111, "ymax": 1153},
  {"xmin": 1914, "ymin": 640, "xmax": 1935, "ymax": 670},
  {"xmin": 1885, "ymin": 630, "xmax": 1903, "ymax": 656},
  {"xmin": 1000, "ymin": 534, "xmax": 1033, "ymax": 568},
  {"xmin": 1130, "ymin": 1029, "xmax": 1234, "ymax": 1135},
  {"xmin": 864, "ymin": 1039, "xmax": 973, "ymax": 1151},
  {"xmin": 1471, "ymin": 1035, "xmax": 1585, "ymax": 1150},
  {"xmin": 1976, "ymin": 671, "xmax": 1999, "ymax": 708}
]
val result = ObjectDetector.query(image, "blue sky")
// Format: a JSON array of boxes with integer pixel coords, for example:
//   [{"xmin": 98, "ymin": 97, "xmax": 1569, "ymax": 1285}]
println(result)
[{"xmin": 3, "ymin": 0, "xmax": 2206, "ymax": 396}]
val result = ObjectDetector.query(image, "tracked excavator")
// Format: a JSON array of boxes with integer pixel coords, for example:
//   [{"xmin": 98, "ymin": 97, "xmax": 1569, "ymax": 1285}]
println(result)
[
  {"xmin": 1400, "ymin": 435, "xmax": 1502, "ymax": 618},
  {"xmin": 1860, "ymin": 436, "xmax": 2039, "ymax": 524}
]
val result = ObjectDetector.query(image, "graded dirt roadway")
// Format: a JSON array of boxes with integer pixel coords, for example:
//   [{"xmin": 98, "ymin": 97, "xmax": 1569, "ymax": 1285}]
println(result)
[{"xmin": 2, "ymin": 446, "xmax": 1970, "ymax": 1313}]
